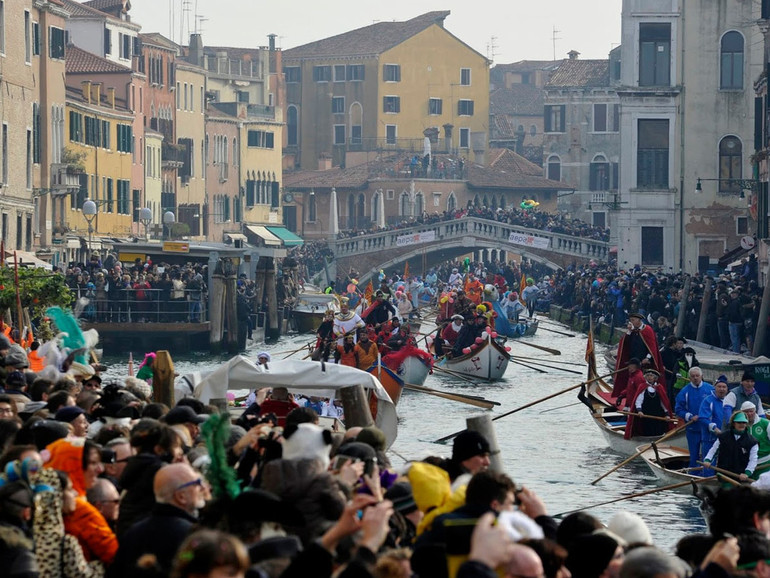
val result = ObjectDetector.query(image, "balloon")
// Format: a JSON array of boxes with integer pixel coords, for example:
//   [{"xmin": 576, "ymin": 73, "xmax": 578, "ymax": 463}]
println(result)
[
  {"xmin": 449, "ymin": 298, "xmax": 454, "ymax": 303},
  {"xmin": 486, "ymin": 326, "xmax": 492, "ymax": 333},
  {"xmin": 463, "ymin": 347, "xmax": 471, "ymax": 354},
  {"xmin": 475, "ymin": 337, "xmax": 483, "ymax": 344},
  {"xmin": 491, "ymin": 331, "xmax": 498, "ymax": 338},
  {"xmin": 347, "ymin": 284, "xmax": 356, "ymax": 293},
  {"xmin": 505, "ymin": 346, "xmax": 512, "ymax": 352},
  {"xmin": 226, "ymin": 392, "xmax": 235, "ymax": 401}
]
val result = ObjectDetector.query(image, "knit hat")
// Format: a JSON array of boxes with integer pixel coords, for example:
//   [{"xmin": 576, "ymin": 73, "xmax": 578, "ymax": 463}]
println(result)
[
  {"xmin": 356, "ymin": 426, "xmax": 387, "ymax": 452},
  {"xmin": 5, "ymin": 371, "xmax": 26, "ymax": 389},
  {"xmin": 716, "ymin": 375, "xmax": 729, "ymax": 385},
  {"xmin": 384, "ymin": 481, "xmax": 418, "ymax": 514},
  {"xmin": 4, "ymin": 345, "xmax": 29, "ymax": 369},
  {"xmin": 566, "ymin": 533, "xmax": 619, "ymax": 578},
  {"xmin": 257, "ymin": 351, "xmax": 271, "ymax": 362},
  {"xmin": 743, "ymin": 371, "xmax": 756, "ymax": 381},
  {"xmin": 124, "ymin": 377, "xmax": 152, "ymax": 400},
  {"xmin": 452, "ymin": 430, "xmax": 491, "ymax": 463},
  {"xmin": 741, "ymin": 401, "xmax": 757, "ymax": 412},
  {"xmin": 607, "ymin": 511, "xmax": 653, "ymax": 546},
  {"xmin": 54, "ymin": 406, "xmax": 85, "ymax": 423}
]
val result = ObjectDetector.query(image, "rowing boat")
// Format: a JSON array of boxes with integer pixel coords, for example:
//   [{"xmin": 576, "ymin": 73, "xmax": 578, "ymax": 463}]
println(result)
[
  {"xmin": 638, "ymin": 444, "xmax": 718, "ymax": 490},
  {"xmin": 366, "ymin": 362, "xmax": 404, "ymax": 406},
  {"xmin": 381, "ymin": 345, "xmax": 433, "ymax": 387},
  {"xmin": 439, "ymin": 334, "xmax": 510, "ymax": 381},
  {"xmin": 292, "ymin": 291, "xmax": 340, "ymax": 333}
]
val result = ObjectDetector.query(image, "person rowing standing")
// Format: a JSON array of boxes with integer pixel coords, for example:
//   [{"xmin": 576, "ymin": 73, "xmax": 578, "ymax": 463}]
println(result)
[{"xmin": 703, "ymin": 410, "xmax": 758, "ymax": 482}]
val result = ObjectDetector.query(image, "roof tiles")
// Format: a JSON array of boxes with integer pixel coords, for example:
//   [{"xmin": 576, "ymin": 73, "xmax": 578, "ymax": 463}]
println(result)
[
  {"xmin": 65, "ymin": 44, "xmax": 132, "ymax": 74},
  {"xmin": 546, "ymin": 59, "xmax": 610, "ymax": 88}
]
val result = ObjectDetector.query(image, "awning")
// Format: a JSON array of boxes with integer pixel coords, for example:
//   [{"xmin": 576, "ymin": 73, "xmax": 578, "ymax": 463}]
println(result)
[
  {"xmin": 266, "ymin": 226, "xmax": 304, "ymax": 247},
  {"xmin": 245, "ymin": 225, "xmax": 281, "ymax": 247},
  {"xmin": 5, "ymin": 251, "xmax": 52, "ymax": 270},
  {"xmin": 66, "ymin": 239, "xmax": 80, "ymax": 249},
  {"xmin": 225, "ymin": 233, "xmax": 247, "ymax": 242}
]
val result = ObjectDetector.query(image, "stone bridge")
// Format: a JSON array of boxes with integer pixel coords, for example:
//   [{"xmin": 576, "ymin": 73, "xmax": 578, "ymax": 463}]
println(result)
[{"xmin": 331, "ymin": 217, "xmax": 610, "ymax": 282}]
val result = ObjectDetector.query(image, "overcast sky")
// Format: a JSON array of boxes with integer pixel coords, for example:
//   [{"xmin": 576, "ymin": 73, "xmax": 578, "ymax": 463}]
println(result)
[{"xmin": 129, "ymin": 0, "xmax": 621, "ymax": 64}]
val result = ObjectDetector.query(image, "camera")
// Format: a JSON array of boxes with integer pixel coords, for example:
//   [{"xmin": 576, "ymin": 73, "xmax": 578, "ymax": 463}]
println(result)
[{"xmin": 100, "ymin": 448, "xmax": 116, "ymax": 464}]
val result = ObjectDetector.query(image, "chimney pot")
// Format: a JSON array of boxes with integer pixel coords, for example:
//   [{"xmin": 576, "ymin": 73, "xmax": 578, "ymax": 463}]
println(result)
[{"xmin": 81, "ymin": 80, "xmax": 92, "ymax": 103}]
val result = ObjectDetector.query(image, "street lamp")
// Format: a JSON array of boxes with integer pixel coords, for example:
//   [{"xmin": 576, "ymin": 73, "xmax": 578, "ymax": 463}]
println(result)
[
  {"xmin": 82, "ymin": 199, "xmax": 97, "ymax": 261},
  {"xmin": 139, "ymin": 207, "xmax": 152, "ymax": 241},
  {"xmin": 163, "ymin": 210, "xmax": 175, "ymax": 240}
]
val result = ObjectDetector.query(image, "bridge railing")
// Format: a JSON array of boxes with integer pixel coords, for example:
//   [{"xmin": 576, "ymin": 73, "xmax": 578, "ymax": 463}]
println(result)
[{"xmin": 332, "ymin": 217, "xmax": 609, "ymax": 262}]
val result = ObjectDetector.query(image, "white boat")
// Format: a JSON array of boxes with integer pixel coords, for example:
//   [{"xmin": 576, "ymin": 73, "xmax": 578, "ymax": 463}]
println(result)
[
  {"xmin": 392, "ymin": 354, "xmax": 431, "ymax": 386},
  {"xmin": 638, "ymin": 444, "xmax": 718, "ymax": 490},
  {"xmin": 184, "ymin": 355, "xmax": 398, "ymax": 447},
  {"xmin": 292, "ymin": 292, "xmax": 340, "ymax": 333},
  {"xmin": 440, "ymin": 335, "xmax": 510, "ymax": 381}
]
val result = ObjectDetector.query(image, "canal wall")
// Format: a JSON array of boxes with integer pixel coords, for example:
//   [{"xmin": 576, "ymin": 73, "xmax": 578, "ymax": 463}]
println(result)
[{"xmin": 548, "ymin": 305, "xmax": 627, "ymax": 345}]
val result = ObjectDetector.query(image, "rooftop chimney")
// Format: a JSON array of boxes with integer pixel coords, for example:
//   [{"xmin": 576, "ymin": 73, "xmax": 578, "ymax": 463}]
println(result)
[
  {"xmin": 189, "ymin": 33, "xmax": 204, "ymax": 67},
  {"xmin": 81, "ymin": 80, "xmax": 92, "ymax": 104},
  {"xmin": 268, "ymin": 34, "xmax": 276, "ymax": 52},
  {"xmin": 318, "ymin": 155, "xmax": 332, "ymax": 171},
  {"xmin": 568, "ymin": 50, "xmax": 580, "ymax": 61},
  {"xmin": 91, "ymin": 82, "xmax": 102, "ymax": 105},
  {"xmin": 107, "ymin": 87, "xmax": 116, "ymax": 109}
]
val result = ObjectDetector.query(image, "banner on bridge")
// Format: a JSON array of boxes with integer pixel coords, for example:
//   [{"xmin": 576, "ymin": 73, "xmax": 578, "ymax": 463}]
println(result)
[
  {"xmin": 396, "ymin": 230, "xmax": 436, "ymax": 247},
  {"xmin": 507, "ymin": 232, "xmax": 550, "ymax": 250}
]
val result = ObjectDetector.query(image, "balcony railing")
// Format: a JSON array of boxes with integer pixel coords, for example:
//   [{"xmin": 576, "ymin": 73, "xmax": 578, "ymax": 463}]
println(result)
[
  {"xmin": 77, "ymin": 288, "xmax": 207, "ymax": 324},
  {"xmin": 346, "ymin": 136, "xmax": 449, "ymax": 154},
  {"xmin": 203, "ymin": 55, "xmax": 264, "ymax": 79},
  {"xmin": 162, "ymin": 143, "xmax": 185, "ymax": 169}
]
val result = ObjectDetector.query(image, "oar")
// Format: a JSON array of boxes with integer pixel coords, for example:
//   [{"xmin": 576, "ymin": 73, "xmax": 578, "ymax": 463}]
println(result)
[
  {"xmin": 513, "ymin": 357, "xmax": 586, "ymax": 367},
  {"xmin": 538, "ymin": 326, "xmax": 576, "ymax": 338},
  {"xmin": 509, "ymin": 358, "xmax": 547, "ymax": 374},
  {"xmin": 512, "ymin": 340, "xmax": 561, "ymax": 356},
  {"xmin": 718, "ymin": 474, "xmax": 742, "ymax": 486},
  {"xmin": 282, "ymin": 343, "xmax": 313, "ymax": 359},
  {"xmin": 434, "ymin": 368, "xmax": 627, "ymax": 444},
  {"xmin": 511, "ymin": 358, "xmax": 583, "ymax": 375},
  {"xmin": 403, "ymin": 383, "xmax": 498, "ymax": 409},
  {"xmin": 539, "ymin": 401, "xmax": 582, "ymax": 414},
  {"xmin": 553, "ymin": 476, "xmax": 718, "ymax": 517},
  {"xmin": 616, "ymin": 411, "xmax": 679, "ymax": 423},
  {"xmin": 590, "ymin": 422, "xmax": 689, "ymax": 485},
  {"xmin": 696, "ymin": 461, "xmax": 743, "ymax": 481},
  {"xmin": 432, "ymin": 364, "xmax": 477, "ymax": 385}
]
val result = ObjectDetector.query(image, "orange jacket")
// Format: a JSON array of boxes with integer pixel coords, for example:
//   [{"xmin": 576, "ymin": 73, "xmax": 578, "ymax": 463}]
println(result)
[
  {"xmin": 336, "ymin": 345, "xmax": 358, "ymax": 368},
  {"xmin": 354, "ymin": 341, "xmax": 379, "ymax": 370},
  {"xmin": 28, "ymin": 349, "xmax": 45, "ymax": 372},
  {"xmin": 65, "ymin": 497, "xmax": 118, "ymax": 564}
]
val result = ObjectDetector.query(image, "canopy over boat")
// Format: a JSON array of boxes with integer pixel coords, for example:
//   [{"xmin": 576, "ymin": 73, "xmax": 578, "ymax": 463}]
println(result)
[{"xmin": 185, "ymin": 356, "xmax": 398, "ymax": 447}]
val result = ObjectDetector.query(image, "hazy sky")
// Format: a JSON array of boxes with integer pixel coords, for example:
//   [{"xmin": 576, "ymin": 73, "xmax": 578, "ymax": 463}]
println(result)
[{"xmin": 129, "ymin": 0, "xmax": 621, "ymax": 64}]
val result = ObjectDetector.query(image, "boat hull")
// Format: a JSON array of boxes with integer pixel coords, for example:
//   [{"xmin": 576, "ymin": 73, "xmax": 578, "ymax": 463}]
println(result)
[
  {"xmin": 638, "ymin": 444, "xmax": 718, "ymax": 490},
  {"xmin": 293, "ymin": 310, "xmax": 324, "ymax": 333},
  {"xmin": 441, "ymin": 337, "xmax": 509, "ymax": 381},
  {"xmin": 393, "ymin": 355, "xmax": 431, "ymax": 386},
  {"xmin": 293, "ymin": 293, "xmax": 340, "ymax": 333},
  {"xmin": 502, "ymin": 319, "xmax": 539, "ymax": 339},
  {"xmin": 366, "ymin": 363, "xmax": 404, "ymax": 406}
]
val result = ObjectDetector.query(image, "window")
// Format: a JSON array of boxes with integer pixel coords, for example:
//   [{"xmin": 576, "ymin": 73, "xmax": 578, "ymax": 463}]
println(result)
[
  {"xmin": 69, "ymin": 111, "xmax": 83, "ymax": 143},
  {"xmin": 49, "ymin": 26, "xmax": 64, "ymax": 59},
  {"xmin": 460, "ymin": 68, "xmax": 471, "ymax": 86},
  {"xmin": 101, "ymin": 121, "xmax": 109, "ymax": 148},
  {"xmin": 592, "ymin": 211, "xmax": 606, "ymax": 229},
  {"xmin": 26, "ymin": 129, "xmax": 31, "ymax": 189},
  {"xmin": 737, "ymin": 216, "xmax": 749, "ymax": 235},
  {"xmin": 593, "ymin": 104, "xmax": 608, "ymax": 132},
  {"xmin": 118, "ymin": 180, "xmax": 130, "ymax": 214},
  {"xmin": 24, "ymin": 11, "xmax": 30, "ymax": 63},
  {"xmin": 308, "ymin": 193, "xmax": 316, "ymax": 221},
  {"xmin": 32, "ymin": 22, "xmax": 39, "ymax": 56},
  {"xmin": 284, "ymin": 66, "xmax": 300, "ymax": 83},
  {"xmin": 333, "ymin": 65, "xmax": 346, "ymax": 82},
  {"xmin": 544, "ymin": 105, "xmax": 565, "ymax": 132},
  {"xmin": 399, "ymin": 192, "xmax": 410, "ymax": 217},
  {"xmin": 117, "ymin": 124, "xmax": 132, "ymax": 153},
  {"xmin": 383, "ymin": 64, "xmax": 401, "ymax": 82},
  {"xmin": 237, "ymin": 90, "xmax": 249, "ymax": 103},
  {"xmin": 721, "ymin": 31, "xmax": 744, "ymax": 90},
  {"xmin": 106, "ymin": 178, "xmax": 114, "ymax": 212},
  {"xmin": 287, "ymin": 106, "xmax": 298, "ymax": 146},
  {"xmin": 332, "ymin": 97, "xmax": 345, "ymax": 114},
  {"xmin": 333, "ymin": 125, "xmax": 346, "ymax": 145},
  {"xmin": 1, "ymin": 124, "xmax": 6, "ymax": 185},
  {"xmin": 386, "ymin": 189, "xmax": 395, "ymax": 200},
  {"xmin": 351, "ymin": 125, "xmax": 362, "ymax": 145},
  {"xmin": 313, "ymin": 66, "xmax": 331, "ymax": 82},
  {"xmin": 546, "ymin": 155, "xmax": 561, "ymax": 181},
  {"xmin": 590, "ymin": 155, "xmax": 610, "ymax": 191},
  {"xmin": 246, "ymin": 130, "xmax": 274, "ymax": 148},
  {"xmin": 641, "ymin": 226, "xmax": 664, "ymax": 265},
  {"xmin": 347, "ymin": 64, "xmax": 364, "ymax": 81},
  {"xmin": 637, "ymin": 119, "xmax": 669, "ymax": 188},
  {"xmin": 459, "ymin": 127, "xmax": 470, "ymax": 149},
  {"xmin": 383, "ymin": 96, "xmax": 400, "ymax": 113},
  {"xmin": 386, "ymin": 125, "xmax": 397, "ymax": 145},
  {"xmin": 429, "ymin": 98, "xmax": 443, "ymax": 115},
  {"xmin": 0, "ymin": 1, "xmax": 4, "ymax": 53},
  {"xmin": 104, "ymin": 29, "xmax": 112, "ymax": 56},
  {"xmin": 447, "ymin": 191, "xmax": 456, "ymax": 212},
  {"xmin": 719, "ymin": 136, "xmax": 743, "ymax": 193},
  {"xmin": 458, "ymin": 100, "xmax": 474, "ymax": 116},
  {"xmin": 121, "ymin": 33, "xmax": 131, "ymax": 59},
  {"xmin": 639, "ymin": 23, "xmax": 671, "ymax": 87},
  {"xmin": 84, "ymin": 117, "xmax": 98, "ymax": 146},
  {"xmin": 32, "ymin": 103, "xmax": 40, "ymax": 163}
]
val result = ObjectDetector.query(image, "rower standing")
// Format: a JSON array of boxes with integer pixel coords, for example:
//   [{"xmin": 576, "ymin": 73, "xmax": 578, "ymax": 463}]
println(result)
[
  {"xmin": 741, "ymin": 401, "xmax": 770, "ymax": 479},
  {"xmin": 723, "ymin": 372, "xmax": 766, "ymax": 428},
  {"xmin": 627, "ymin": 369, "xmax": 674, "ymax": 438},
  {"xmin": 675, "ymin": 367, "xmax": 714, "ymax": 471},
  {"xmin": 704, "ymin": 411, "xmax": 758, "ymax": 482},
  {"xmin": 698, "ymin": 375, "xmax": 729, "ymax": 449},
  {"xmin": 612, "ymin": 312, "xmax": 665, "ymax": 399}
]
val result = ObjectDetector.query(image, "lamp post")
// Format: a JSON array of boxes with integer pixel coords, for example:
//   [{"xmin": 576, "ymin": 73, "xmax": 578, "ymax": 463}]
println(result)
[
  {"xmin": 163, "ymin": 211, "xmax": 175, "ymax": 240},
  {"xmin": 82, "ymin": 199, "xmax": 97, "ymax": 262},
  {"xmin": 139, "ymin": 207, "xmax": 152, "ymax": 241}
]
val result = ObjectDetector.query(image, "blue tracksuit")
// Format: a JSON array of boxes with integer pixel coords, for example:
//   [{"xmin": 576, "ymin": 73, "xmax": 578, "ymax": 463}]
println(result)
[
  {"xmin": 698, "ymin": 393, "xmax": 726, "ymax": 446},
  {"xmin": 675, "ymin": 382, "xmax": 715, "ymax": 469}
]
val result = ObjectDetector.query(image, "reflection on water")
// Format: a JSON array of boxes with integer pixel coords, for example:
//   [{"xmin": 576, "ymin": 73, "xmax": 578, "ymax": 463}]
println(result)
[{"xmin": 102, "ymin": 321, "xmax": 707, "ymax": 550}]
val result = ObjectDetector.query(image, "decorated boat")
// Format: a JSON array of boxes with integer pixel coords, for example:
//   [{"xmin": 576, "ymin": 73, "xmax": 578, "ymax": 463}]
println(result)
[
  {"xmin": 292, "ymin": 291, "xmax": 340, "ymax": 333},
  {"xmin": 185, "ymin": 355, "xmax": 398, "ymax": 446},
  {"xmin": 381, "ymin": 345, "xmax": 433, "ymax": 387},
  {"xmin": 439, "ymin": 334, "xmax": 510, "ymax": 381},
  {"xmin": 490, "ymin": 297, "xmax": 538, "ymax": 338},
  {"xmin": 366, "ymin": 362, "xmax": 404, "ymax": 406},
  {"xmin": 638, "ymin": 444, "xmax": 718, "ymax": 490}
]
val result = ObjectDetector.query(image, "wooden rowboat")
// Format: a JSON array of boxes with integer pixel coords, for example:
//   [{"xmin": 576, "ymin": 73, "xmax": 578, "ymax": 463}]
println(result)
[
  {"xmin": 394, "ymin": 354, "xmax": 431, "ymax": 386},
  {"xmin": 366, "ymin": 362, "xmax": 404, "ymax": 406},
  {"xmin": 439, "ymin": 335, "xmax": 510, "ymax": 381},
  {"xmin": 292, "ymin": 292, "xmax": 340, "ymax": 333},
  {"xmin": 638, "ymin": 444, "xmax": 718, "ymax": 490}
]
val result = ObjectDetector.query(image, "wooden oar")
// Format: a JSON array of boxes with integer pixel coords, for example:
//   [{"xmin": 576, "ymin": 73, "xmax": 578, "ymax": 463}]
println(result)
[
  {"xmin": 509, "ymin": 358, "xmax": 547, "ymax": 374},
  {"xmin": 282, "ymin": 343, "xmax": 313, "ymax": 359},
  {"xmin": 539, "ymin": 401, "xmax": 582, "ymax": 414},
  {"xmin": 696, "ymin": 461, "xmax": 743, "ymax": 481},
  {"xmin": 403, "ymin": 383, "xmax": 497, "ymax": 409},
  {"xmin": 434, "ymin": 368, "xmax": 626, "ymax": 444},
  {"xmin": 511, "ymin": 358, "xmax": 583, "ymax": 375},
  {"xmin": 538, "ymin": 326, "xmax": 576, "ymax": 338},
  {"xmin": 616, "ymin": 411, "xmax": 679, "ymax": 423},
  {"xmin": 432, "ymin": 364, "xmax": 477, "ymax": 384},
  {"xmin": 553, "ymin": 476, "xmax": 718, "ymax": 517},
  {"xmin": 718, "ymin": 474, "xmax": 742, "ymax": 486},
  {"xmin": 514, "ymin": 357, "xmax": 586, "ymax": 367},
  {"xmin": 512, "ymin": 340, "xmax": 561, "ymax": 356},
  {"xmin": 590, "ymin": 422, "xmax": 688, "ymax": 485}
]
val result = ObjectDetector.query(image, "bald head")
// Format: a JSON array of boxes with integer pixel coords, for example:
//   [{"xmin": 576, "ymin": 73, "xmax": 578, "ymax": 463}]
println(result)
[
  {"xmin": 154, "ymin": 463, "xmax": 200, "ymax": 505},
  {"xmin": 504, "ymin": 544, "xmax": 543, "ymax": 578},
  {"xmin": 344, "ymin": 426, "xmax": 363, "ymax": 440}
]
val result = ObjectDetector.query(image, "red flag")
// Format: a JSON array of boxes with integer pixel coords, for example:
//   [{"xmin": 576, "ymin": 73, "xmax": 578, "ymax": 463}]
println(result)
[
  {"xmin": 403, "ymin": 261, "xmax": 410, "ymax": 279},
  {"xmin": 519, "ymin": 274, "xmax": 527, "ymax": 306}
]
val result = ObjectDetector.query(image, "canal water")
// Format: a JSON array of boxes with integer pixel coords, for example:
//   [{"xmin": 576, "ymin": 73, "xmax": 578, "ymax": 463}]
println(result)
[{"xmin": 102, "ymin": 318, "xmax": 706, "ymax": 550}]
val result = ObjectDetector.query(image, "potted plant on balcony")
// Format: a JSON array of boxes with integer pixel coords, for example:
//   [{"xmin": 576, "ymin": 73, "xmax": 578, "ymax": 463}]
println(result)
[{"xmin": 61, "ymin": 147, "xmax": 86, "ymax": 174}]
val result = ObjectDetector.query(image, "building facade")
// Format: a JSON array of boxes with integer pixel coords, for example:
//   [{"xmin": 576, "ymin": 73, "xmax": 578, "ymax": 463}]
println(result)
[{"xmin": 616, "ymin": 0, "xmax": 762, "ymax": 272}]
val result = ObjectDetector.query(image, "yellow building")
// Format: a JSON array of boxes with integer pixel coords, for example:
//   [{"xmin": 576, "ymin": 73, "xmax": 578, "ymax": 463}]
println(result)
[
  {"xmin": 242, "ymin": 112, "xmax": 284, "ymax": 227},
  {"xmin": 144, "ymin": 129, "xmax": 163, "ymax": 232},
  {"xmin": 63, "ymin": 82, "xmax": 134, "ymax": 246},
  {"xmin": 283, "ymin": 11, "xmax": 489, "ymax": 170}
]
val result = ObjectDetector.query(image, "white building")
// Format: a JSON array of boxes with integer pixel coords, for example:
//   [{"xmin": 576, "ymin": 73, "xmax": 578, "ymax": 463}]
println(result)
[
  {"xmin": 616, "ymin": 0, "xmax": 762, "ymax": 273},
  {"xmin": 61, "ymin": 0, "xmax": 140, "ymax": 68}
]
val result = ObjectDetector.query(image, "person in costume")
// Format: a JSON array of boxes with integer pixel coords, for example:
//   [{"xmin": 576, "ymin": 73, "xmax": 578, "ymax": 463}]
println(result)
[
  {"xmin": 354, "ymin": 330, "xmax": 379, "ymax": 371},
  {"xmin": 698, "ymin": 375, "xmax": 729, "ymax": 450},
  {"xmin": 500, "ymin": 291, "xmax": 525, "ymax": 323},
  {"xmin": 626, "ymin": 368, "xmax": 674, "ymax": 438},
  {"xmin": 334, "ymin": 334, "xmax": 358, "ymax": 367},
  {"xmin": 311, "ymin": 310, "xmax": 336, "ymax": 361},
  {"xmin": 521, "ymin": 278, "xmax": 540, "ymax": 318},
  {"xmin": 463, "ymin": 274, "xmax": 483, "ymax": 306},
  {"xmin": 616, "ymin": 358, "xmax": 646, "ymax": 411},
  {"xmin": 362, "ymin": 291, "xmax": 396, "ymax": 327},
  {"xmin": 333, "ymin": 298, "xmax": 365, "ymax": 346},
  {"xmin": 675, "ymin": 366, "xmax": 714, "ymax": 470},
  {"xmin": 612, "ymin": 312, "xmax": 665, "ymax": 398},
  {"xmin": 741, "ymin": 401, "xmax": 770, "ymax": 479},
  {"xmin": 440, "ymin": 315, "xmax": 465, "ymax": 352},
  {"xmin": 448, "ymin": 268, "xmax": 462, "ymax": 287},
  {"xmin": 453, "ymin": 289, "xmax": 474, "ymax": 319},
  {"xmin": 704, "ymin": 410, "xmax": 758, "ymax": 481},
  {"xmin": 135, "ymin": 352, "xmax": 155, "ymax": 384}
]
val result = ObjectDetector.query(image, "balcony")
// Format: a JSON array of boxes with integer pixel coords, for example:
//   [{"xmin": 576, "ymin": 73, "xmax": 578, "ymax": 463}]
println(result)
[
  {"xmin": 50, "ymin": 164, "xmax": 82, "ymax": 195},
  {"xmin": 203, "ymin": 55, "xmax": 264, "ymax": 80},
  {"xmin": 345, "ymin": 136, "xmax": 449, "ymax": 155},
  {"xmin": 162, "ymin": 143, "xmax": 185, "ymax": 169}
]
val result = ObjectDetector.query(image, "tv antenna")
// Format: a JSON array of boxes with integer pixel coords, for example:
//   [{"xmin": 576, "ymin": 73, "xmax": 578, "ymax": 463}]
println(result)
[{"xmin": 552, "ymin": 25, "xmax": 561, "ymax": 61}]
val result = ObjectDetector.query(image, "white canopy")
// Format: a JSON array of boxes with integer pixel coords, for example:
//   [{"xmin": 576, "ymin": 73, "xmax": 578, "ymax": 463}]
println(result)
[{"xmin": 186, "ymin": 356, "xmax": 398, "ymax": 447}]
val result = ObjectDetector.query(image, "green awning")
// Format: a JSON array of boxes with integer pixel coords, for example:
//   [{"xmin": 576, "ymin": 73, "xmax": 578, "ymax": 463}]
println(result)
[{"xmin": 266, "ymin": 226, "xmax": 304, "ymax": 247}]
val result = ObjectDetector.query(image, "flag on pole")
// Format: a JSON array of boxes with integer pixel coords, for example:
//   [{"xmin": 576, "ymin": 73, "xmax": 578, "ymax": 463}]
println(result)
[
  {"xmin": 403, "ymin": 261, "xmax": 410, "ymax": 279},
  {"xmin": 364, "ymin": 280, "xmax": 373, "ymax": 305},
  {"xmin": 585, "ymin": 324, "xmax": 597, "ymax": 380},
  {"xmin": 519, "ymin": 274, "xmax": 527, "ymax": 306}
]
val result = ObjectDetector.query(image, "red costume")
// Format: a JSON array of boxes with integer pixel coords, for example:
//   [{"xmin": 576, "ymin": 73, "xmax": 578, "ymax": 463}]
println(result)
[
  {"xmin": 259, "ymin": 398, "xmax": 300, "ymax": 427},
  {"xmin": 623, "ymin": 381, "xmax": 674, "ymax": 439},
  {"xmin": 464, "ymin": 278, "xmax": 483, "ymax": 305},
  {"xmin": 612, "ymin": 321, "xmax": 665, "ymax": 397},
  {"xmin": 615, "ymin": 369, "xmax": 646, "ymax": 409}
]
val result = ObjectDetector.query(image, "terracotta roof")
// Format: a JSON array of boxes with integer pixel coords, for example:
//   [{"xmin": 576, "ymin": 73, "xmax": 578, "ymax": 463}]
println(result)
[
  {"xmin": 546, "ymin": 59, "xmax": 609, "ymax": 88},
  {"xmin": 490, "ymin": 85, "xmax": 543, "ymax": 117},
  {"xmin": 140, "ymin": 32, "xmax": 179, "ymax": 51},
  {"xmin": 60, "ymin": 0, "xmax": 110, "ymax": 18},
  {"xmin": 493, "ymin": 60, "xmax": 563, "ymax": 74},
  {"xmin": 283, "ymin": 165, "xmax": 370, "ymax": 190},
  {"xmin": 284, "ymin": 11, "xmax": 450, "ymax": 59},
  {"xmin": 82, "ymin": 0, "xmax": 129, "ymax": 13},
  {"xmin": 65, "ymin": 44, "xmax": 131, "ymax": 74},
  {"xmin": 467, "ymin": 148, "xmax": 563, "ymax": 191}
]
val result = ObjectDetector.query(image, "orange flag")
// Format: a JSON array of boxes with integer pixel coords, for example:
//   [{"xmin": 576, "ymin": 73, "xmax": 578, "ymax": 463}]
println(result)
[
  {"xmin": 403, "ymin": 261, "xmax": 410, "ymax": 279},
  {"xmin": 364, "ymin": 280, "xmax": 373, "ymax": 304},
  {"xmin": 519, "ymin": 274, "xmax": 527, "ymax": 306}
]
